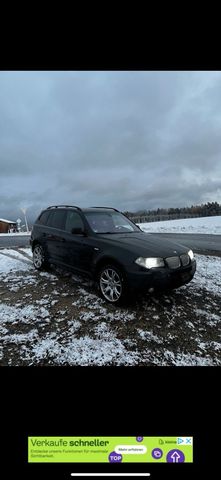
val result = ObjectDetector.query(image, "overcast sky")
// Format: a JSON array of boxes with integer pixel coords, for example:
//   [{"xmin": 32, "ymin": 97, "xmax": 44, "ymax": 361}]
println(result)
[{"xmin": 1, "ymin": 70, "xmax": 221, "ymax": 222}]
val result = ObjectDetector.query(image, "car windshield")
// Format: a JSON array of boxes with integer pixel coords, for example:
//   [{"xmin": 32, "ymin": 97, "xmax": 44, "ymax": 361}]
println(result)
[{"xmin": 85, "ymin": 211, "xmax": 140, "ymax": 234}]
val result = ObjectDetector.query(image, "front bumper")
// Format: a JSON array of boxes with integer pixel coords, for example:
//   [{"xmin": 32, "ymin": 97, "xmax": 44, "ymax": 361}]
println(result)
[{"xmin": 126, "ymin": 259, "xmax": 196, "ymax": 292}]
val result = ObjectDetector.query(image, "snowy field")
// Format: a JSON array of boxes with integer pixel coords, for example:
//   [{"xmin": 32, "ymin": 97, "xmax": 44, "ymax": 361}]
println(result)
[
  {"xmin": 0, "ymin": 247, "xmax": 220, "ymax": 366},
  {"xmin": 139, "ymin": 215, "xmax": 221, "ymax": 235}
]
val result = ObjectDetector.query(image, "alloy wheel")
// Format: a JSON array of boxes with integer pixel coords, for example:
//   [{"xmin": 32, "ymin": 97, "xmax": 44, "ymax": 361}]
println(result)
[
  {"xmin": 33, "ymin": 245, "xmax": 44, "ymax": 269},
  {"xmin": 99, "ymin": 267, "xmax": 123, "ymax": 302}
]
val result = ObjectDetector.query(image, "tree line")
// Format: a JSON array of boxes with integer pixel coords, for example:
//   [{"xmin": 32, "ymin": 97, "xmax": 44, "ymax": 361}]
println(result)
[{"xmin": 124, "ymin": 202, "xmax": 221, "ymax": 223}]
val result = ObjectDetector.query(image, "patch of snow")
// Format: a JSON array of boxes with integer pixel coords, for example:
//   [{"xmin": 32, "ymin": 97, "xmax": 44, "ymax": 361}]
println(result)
[
  {"xmin": 72, "ymin": 290, "xmax": 107, "ymax": 315},
  {"xmin": 27, "ymin": 330, "xmax": 140, "ymax": 365},
  {"xmin": 51, "ymin": 300, "xmax": 58, "ymax": 306},
  {"xmin": 93, "ymin": 322, "xmax": 112, "ymax": 339},
  {"xmin": 19, "ymin": 248, "xmax": 32, "ymax": 254},
  {"xmin": 0, "ymin": 304, "xmax": 49, "ymax": 324},
  {"xmin": 35, "ymin": 299, "xmax": 49, "ymax": 306},
  {"xmin": 1, "ymin": 329, "xmax": 39, "ymax": 344},
  {"xmin": 139, "ymin": 215, "xmax": 221, "ymax": 235},
  {"xmin": 79, "ymin": 311, "xmax": 97, "ymax": 321},
  {"xmin": 0, "ymin": 232, "xmax": 31, "ymax": 236},
  {"xmin": 196, "ymin": 339, "xmax": 221, "ymax": 350},
  {"xmin": 39, "ymin": 272, "xmax": 58, "ymax": 280},
  {"xmin": 0, "ymin": 326, "xmax": 8, "ymax": 335},
  {"xmin": 67, "ymin": 320, "xmax": 81, "ymax": 333},
  {"xmin": 0, "ymin": 218, "xmax": 17, "ymax": 224},
  {"xmin": 160, "ymin": 350, "xmax": 218, "ymax": 366},
  {"xmin": 195, "ymin": 309, "xmax": 221, "ymax": 325},
  {"xmin": 190, "ymin": 254, "xmax": 221, "ymax": 295},
  {"xmin": 105, "ymin": 311, "xmax": 135, "ymax": 322},
  {"xmin": 30, "ymin": 335, "xmax": 62, "ymax": 360},
  {"xmin": 138, "ymin": 329, "xmax": 163, "ymax": 344},
  {"xmin": 124, "ymin": 339, "xmax": 137, "ymax": 347},
  {"xmin": 0, "ymin": 248, "xmax": 32, "ymax": 263},
  {"xmin": 0, "ymin": 252, "xmax": 32, "ymax": 274},
  {"xmin": 39, "ymin": 307, "xmax": 50, "ymax": 318}
]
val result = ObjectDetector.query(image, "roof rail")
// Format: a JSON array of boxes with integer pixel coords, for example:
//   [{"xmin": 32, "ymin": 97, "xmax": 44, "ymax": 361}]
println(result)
[
  {"xmin": 90, "ymin": 206, "xmax": 119, "ymax": 212},
  {"xmin": 46, "ymin": 205, "xmax": 82, "ymax": 211}
]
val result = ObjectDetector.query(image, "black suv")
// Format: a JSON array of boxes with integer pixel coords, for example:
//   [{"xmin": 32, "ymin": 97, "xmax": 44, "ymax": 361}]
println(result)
[{"xmin": 30, "ymin": 205, "xmax": 196, "ymax": 304}]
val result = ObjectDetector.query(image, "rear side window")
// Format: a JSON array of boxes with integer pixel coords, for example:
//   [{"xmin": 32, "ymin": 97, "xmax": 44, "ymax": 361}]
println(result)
[
  {"xmin": 64, "ymin": 211, "xmax": 84, "ymax": 233},
  {"xmin": 37, "ymin": 211, "xmax": 50, "ymax": 225},
  {"xmin": 47, "ymin": 210, "xmax": 66, "ymax": 230}
]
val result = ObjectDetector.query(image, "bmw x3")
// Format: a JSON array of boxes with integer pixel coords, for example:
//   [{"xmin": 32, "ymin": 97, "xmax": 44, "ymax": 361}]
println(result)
[{"xmin": 30, "ymin": 205, "xmax": 196, "ymax": 304}]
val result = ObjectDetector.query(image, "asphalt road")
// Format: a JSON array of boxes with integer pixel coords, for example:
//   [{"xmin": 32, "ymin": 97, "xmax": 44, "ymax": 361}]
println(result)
[
  {"xmin": 0, "ymin": 233, "xmax": 220, "ymax": 255},
  {"xmin": 150, "ymin": 233, "xmax": 221, "ymax": 256},
  {"xmin": 0, "ymin": 235, "xmax": 31, "ymax": 248}
]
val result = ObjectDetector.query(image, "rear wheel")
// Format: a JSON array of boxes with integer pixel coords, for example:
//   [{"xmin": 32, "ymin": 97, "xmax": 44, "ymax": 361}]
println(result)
[
  {"xmin": 33, "ymin": 244, "xmax": 48, "ymax": 270},
  {"xmin": 98, "ymin": 264, "xmax": 127, "ymax": 304}
]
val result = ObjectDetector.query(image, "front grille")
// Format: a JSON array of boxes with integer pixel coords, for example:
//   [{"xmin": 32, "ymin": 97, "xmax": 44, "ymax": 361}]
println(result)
[
  {"xmin": 166, "ymin": 256, "xmax": 181, "ymax": 269},
  {"xmin": 180, "ymin": 253, "xmax": 190, "ymax": 266}
]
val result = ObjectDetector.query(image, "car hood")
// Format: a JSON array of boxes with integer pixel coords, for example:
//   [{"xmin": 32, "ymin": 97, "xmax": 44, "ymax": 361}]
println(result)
[{"xmin": 98, "ymin": 232, "xmax": 189, "ymax": 257}]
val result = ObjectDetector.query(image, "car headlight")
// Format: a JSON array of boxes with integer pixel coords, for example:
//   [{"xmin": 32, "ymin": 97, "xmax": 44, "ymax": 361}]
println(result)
[
  {"xmin": 188, "ymin": 249, "xmax": 194, "ymax": 260},
  {"xmin": 135, "ymin": 257, "xmax": 165, "ymax": 269}
]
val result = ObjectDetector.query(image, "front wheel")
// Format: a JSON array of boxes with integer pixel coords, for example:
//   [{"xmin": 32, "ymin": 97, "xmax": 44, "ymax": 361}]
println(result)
[
  {"xmin": 98, "ymin": 264, "xmax": 127, "ymax": 304},
  {"xmin": 33, "ymin": 244, "xmax": 48, "ymax": 270}
]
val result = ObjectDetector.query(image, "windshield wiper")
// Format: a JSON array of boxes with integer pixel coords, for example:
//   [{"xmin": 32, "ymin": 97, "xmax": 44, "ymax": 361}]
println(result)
[{"xmin": 97, "ymin": 231, "xmax": 137, "ymax": 234}]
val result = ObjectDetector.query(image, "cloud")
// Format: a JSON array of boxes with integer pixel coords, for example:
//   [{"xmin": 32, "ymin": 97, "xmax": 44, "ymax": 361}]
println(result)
[{"xmin": 0, "ymin": 71, "xmax": 221, "ymax": 221}]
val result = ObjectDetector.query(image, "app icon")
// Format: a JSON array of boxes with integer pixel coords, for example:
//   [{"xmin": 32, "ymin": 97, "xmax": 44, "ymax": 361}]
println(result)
[
  {"xmin": 136, "ymin": 437, "xmax": 143, "ymax": 442},
  {"xmin": 177, "ymin": 438, "xmax": 184, "ymax": 444},
  {"xmin": 176, "ymin": 436, "xmax": 193, "ymax": 445},
  {"xmin": 166, "ymin": 449, "xmax": 185, "ymax": 463},
  {"xmin": 152, "ymin": 448, "xmax": 163, "ymax": 459},
  {"xmin": 186, "ymin": 437, "xmax": 192, "ymax": 445},
  {"xmin": 108, "ymin": 451, "xmax": 122, "ymax": 463}
]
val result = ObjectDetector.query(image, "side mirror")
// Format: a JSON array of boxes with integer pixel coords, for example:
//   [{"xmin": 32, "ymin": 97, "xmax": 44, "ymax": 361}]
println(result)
[{"xmin": 71, "ymin": 227, "xmax": 86, "ymax": 235}]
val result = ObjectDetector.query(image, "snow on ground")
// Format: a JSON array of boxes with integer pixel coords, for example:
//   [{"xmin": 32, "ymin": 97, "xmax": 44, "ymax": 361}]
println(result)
[
  {"xmin": 0, "ymin": 247, "xmax": 220, "ymax": 366},
  {"xmin": 0, "ymin": 250, "xmax": 32, "ymax": 273},
  {"xmin": 0, "ymin": 232, "xmax": 31, "ymax": 236},
  {"xmin": 190, "ymin": 255, "xmax": 221, "ymax": 295},
  {"xmin": 139, "ymin": 215, "xmax": 221, "ymax": 235}
]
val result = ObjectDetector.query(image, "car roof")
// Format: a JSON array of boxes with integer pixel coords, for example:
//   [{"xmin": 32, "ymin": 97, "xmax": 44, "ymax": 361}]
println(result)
[
  {"xmin": 82, "ymin": 208, "xmax": 117, "ymax": 213},
  {"xmin": 44, "ymin": 206, "xmax": 118, "ymax": 213}
]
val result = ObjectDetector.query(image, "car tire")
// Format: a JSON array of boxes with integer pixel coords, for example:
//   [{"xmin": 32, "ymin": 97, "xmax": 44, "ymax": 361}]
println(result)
[
  {"xmin": 98, "ymin": 264, "xmax": 127, "ymax": 305},
  {"xmin": 33, "ymin": 244, "xmax": 48, "ymax": 270}
]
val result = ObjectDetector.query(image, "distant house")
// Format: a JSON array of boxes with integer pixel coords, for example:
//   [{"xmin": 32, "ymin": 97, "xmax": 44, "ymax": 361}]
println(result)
[{"xmin": 0, "ymin": 218, "xmax": 17, "ymax": 233}]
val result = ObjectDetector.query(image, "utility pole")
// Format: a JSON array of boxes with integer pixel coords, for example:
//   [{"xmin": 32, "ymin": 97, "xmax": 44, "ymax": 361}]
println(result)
[{"xmin": 20, "ymin": 208, "xmax": 29, "ymax": 233}]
